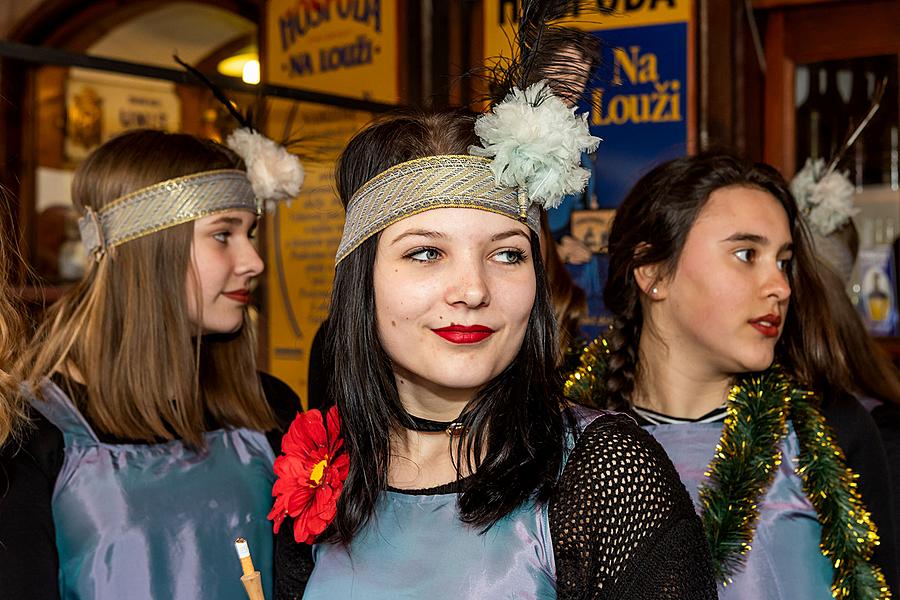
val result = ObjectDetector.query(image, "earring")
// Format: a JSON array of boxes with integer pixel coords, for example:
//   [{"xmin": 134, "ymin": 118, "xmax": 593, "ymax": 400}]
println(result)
[{"xmin": 650, "ymin": 287, "xmax": 658, "ymax": 296}]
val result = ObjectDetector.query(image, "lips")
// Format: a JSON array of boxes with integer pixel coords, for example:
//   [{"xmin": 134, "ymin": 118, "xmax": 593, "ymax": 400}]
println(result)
[
  {"xmin": 431, "ymin": 324, "xmax": 495, "ymax": 344},
  {"xmin": 223, "ymin": 289, "xmax": 251, "ymax": 304},
  {"xmin": 749, "ymin": 313, "xmax": 782, "ymax": 338}
]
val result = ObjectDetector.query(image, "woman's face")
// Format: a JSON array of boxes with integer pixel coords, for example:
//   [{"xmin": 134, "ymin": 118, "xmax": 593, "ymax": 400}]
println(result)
[
  {"xmin": 374, "ymin": 208, "xmax": 536, "ymax": 400},
  {"xmin": 648, "ymin": 185, "xmax": 793, "ymax": 375},
  {"xmin": 187, "ymin": 209, "xmax": 264, "ymax": 334}
]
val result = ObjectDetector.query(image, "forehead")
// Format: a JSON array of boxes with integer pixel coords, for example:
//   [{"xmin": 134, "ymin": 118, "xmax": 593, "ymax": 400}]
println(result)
[
  {"xmin": 692, "ymin": 185, "xmax": 791, "ymax": 242},
  {"xmin": 379, "ymin": 207, "xmax": 532, "ymax": 241}
]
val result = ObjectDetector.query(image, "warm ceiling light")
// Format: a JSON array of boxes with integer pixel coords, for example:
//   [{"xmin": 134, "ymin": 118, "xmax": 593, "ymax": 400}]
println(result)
[
  {"xmin": 242, "ymin": 59, "xmax": 260, "ymax": 85},
  {"xmin": 217, "ymin": 52, "xmax": 260, "ymax": 85}
]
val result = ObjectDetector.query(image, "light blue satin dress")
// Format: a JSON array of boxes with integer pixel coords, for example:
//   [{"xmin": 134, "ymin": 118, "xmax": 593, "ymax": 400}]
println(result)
[
  {"xmin": 303, "ymin": 407, "xmax": 602, "ymax": 600},
  {"xmin": 644, "ymin": 421, "xmax": 833, "ymax": 599},
  {"xmin": 31, "ymin": 379, "xmax": 276, "ymax": 600}
]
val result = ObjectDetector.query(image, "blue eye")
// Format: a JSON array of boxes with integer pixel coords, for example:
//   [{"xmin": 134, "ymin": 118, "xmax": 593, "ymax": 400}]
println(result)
[
  {"xmin": 495, "ymin": 249, "xmax": 526, "ymax": 264},
  {"xmin": 406, "ymin": 247, "xmax": 441, "ymax": 262}
]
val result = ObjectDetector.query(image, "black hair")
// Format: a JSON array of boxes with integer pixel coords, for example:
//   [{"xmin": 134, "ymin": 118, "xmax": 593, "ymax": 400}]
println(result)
[
  {"xmin": 603, "ymin": 152, "xmax": 849, "ymax": 410},
  {"xmin": 323, "ymin": 110, "xmax": 568, "ymax": 544}
]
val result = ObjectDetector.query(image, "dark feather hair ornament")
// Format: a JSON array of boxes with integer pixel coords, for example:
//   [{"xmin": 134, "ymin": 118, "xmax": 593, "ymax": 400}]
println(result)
[{"xmin": 470, "ymin": 1, "xmax": 607, "ymax": 213}]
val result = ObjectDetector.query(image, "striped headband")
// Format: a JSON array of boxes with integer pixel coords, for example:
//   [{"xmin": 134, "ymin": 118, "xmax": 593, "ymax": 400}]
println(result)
[
  {"xmin": 79, "ymin": 169, "xmax": 259, "ymax": 259},
  {"xmin": 335, "ymin": 155, "xmax": 539, "ymax": 264}
]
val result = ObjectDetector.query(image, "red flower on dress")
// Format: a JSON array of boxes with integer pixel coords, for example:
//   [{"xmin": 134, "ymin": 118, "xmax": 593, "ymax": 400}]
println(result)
[{"xmin": 268, "ymin": 405, "xmax": 349, "ymax": 544}]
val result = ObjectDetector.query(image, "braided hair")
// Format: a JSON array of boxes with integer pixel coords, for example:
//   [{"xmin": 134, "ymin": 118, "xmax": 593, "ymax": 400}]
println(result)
[{"xmin": 603, "ymin": 152, "xmax": 850, "ymax": 410}]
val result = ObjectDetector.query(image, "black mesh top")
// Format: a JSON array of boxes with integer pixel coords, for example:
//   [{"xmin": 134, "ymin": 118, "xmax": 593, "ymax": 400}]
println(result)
[{"xmin": 274, "ymin": 412, "xmax": 717, "ymax": 599}]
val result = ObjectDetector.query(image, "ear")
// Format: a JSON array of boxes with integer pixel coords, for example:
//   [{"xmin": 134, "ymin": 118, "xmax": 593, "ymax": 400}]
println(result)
[{"xmin": 633, "ymin": 262, "xmax": 667, "ymax": 300}]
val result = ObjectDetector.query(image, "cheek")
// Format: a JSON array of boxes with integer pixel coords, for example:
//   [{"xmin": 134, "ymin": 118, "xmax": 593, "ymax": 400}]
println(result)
[{"xmin": 672, "ymin": 261, "xmax": 738, "ymax": 322}]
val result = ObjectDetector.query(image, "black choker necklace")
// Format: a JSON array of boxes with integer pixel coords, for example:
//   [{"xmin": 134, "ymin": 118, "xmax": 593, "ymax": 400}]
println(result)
[{"xmin": 403, "ymin": 412, "xmax": 468, "ymax": 437}]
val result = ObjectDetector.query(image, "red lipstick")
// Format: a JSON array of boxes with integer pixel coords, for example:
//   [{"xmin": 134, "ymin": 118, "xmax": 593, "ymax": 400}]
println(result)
[
  {"xmin": 223, "ymin": 289, "xmax": 251, "ymax": 304},
  {"xmin": 749, "ymin": 314, "xmax": 782, "ymax": 338},
  {"xmin": 432, "ymin": 324, "xmax": 495, "ymax": 344}
]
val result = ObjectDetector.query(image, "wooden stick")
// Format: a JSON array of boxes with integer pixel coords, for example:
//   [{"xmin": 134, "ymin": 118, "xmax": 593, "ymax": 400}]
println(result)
[{"xmin": 241, "ymin": 571, "xmax": 265, "ymax": 600}]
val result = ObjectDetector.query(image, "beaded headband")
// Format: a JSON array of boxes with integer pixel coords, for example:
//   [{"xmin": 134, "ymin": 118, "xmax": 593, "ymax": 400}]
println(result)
[
  {"xmin": 335, "ymin": 155, "xmax": 540, "ymax": 264},
  {"xmin": 78, "ymin": 169, "xmax": 258, "ymax": 259}
]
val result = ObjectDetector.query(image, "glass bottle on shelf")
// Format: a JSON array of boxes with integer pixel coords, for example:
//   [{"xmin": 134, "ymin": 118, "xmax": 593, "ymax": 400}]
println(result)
[
  {"xmin": 796, "ymin": 64, "xmax": 827, "ymax": 168},
  {"xmin": 846, "ymin": 59, "xmax": 871, "ymax": 190},
  {"xmin": 869, "ymin": 271, "xmax": 890, "ymax": 322},
  {"xmin": 823, "ymin": 61, "xmax": 846, "ymax": 160}
]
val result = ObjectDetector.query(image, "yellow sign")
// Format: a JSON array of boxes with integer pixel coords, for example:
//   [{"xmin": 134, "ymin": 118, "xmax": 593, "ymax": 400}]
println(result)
[
  {"xmin": 265, "ymin": 0, "xmax": 400, "ymax": 405},
  {"xmin": 484, "ymin": 0, "xmax": 692, "ymax": 61}
]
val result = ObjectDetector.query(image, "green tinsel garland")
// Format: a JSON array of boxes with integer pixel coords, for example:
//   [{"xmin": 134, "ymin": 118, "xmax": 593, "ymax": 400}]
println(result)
[
  {"xmin": 790, "ymin": 387, "xmax": 891, "ymax": 600},
  {"xmin": 696, "ymin": 371, "xmax": 789, "ymax": 583},
  {"xmin": 564, "ymin": 339, "xmax": 890, "ymax": 599}
]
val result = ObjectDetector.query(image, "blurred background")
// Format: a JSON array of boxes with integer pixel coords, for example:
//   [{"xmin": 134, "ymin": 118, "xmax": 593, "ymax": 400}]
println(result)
[{"xmin": 0, "ymin": 0, "xmax": 897, "ymax": 400}]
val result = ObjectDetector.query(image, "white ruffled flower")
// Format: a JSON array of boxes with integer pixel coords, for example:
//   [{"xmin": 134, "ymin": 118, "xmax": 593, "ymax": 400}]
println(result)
[
  {"xmin": 227, "ymin": 128, "xmax": 304, "ymax": 209},
  {"xmin": 790, "ymin": 158, "xmax": 856, "ymax": 236},
  {"xmin": 469, "ymin": 81, "xmax": 600, "ymax": 209}
]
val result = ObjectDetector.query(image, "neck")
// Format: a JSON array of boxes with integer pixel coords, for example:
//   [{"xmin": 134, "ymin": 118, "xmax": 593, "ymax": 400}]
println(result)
[
  {"xmin": 394, "ymin": 369, "xmax": 474, "ymax": 423},
  {"xmin": 633, "ymin": 329, "xmax": 732, "ymax": 419},
  {"xmin": 388, "ymin": 370, "xmax": 476, "ymax": 489}
]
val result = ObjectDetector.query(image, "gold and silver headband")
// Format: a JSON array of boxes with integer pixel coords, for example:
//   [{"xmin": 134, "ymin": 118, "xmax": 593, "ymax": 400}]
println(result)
[
  {"xmin": 335, "ymin": 155, "xmax": 540, "ymax": 264},
  {"xmin": 78, "ymin": 169, "xmax": 258, "ymax": 258}
]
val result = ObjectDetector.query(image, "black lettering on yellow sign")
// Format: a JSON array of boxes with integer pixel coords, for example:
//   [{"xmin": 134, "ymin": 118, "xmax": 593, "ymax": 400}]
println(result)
[
  {"xmin": 279, "ymin": 0, "xmax": 382, "ymax": 51},
  {"xmin": 497, "ymin": 0, "xmax": 677, "ymax": 26}
]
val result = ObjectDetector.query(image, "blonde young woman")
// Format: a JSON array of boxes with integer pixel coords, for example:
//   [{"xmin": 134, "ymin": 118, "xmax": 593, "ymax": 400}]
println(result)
[{"xmin": 0, "ymin": 129, "xmax": 302, "ymax": 600}]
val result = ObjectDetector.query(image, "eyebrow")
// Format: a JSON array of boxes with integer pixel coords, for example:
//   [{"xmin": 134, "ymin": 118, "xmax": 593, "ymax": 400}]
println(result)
[
  {"xmin": 389, "ymin": 228, "xmax": 531, "ymax": 246},
  {"xmin": 389, "ymin": 229, "xmax": 446, "ymax": 245},
  {"xmin": 491, "ymin": 229, "xmax": 531, "ymax": 242},
  {"xmin": 721, "ymin": 232, "xmax": 793, "ymax": 252},
  {"xmin": 205, "ymin": 216, "xmax": 246, "ymax": 227}
]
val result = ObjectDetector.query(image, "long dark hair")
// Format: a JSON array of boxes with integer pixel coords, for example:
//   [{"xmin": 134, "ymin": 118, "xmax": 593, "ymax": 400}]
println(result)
[
  {"xmin": 325, "ymin": 110, "xmax": 567, "ymax": 545},
  {"xmin": 603, "ymin": 152, "xmax": 850, "ymax": 410}
]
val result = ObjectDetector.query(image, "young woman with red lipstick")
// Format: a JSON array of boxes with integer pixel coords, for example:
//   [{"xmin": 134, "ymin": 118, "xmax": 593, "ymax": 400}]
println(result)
[
  {"xmin": 1, "ymin": 129, "xmax": 302, "ymax": 599},
  {"xmin": 567, "ymin": 153, "xmax": 898, "ymax": 599},
  {"xmin": 271, "ymin": 108, "xmax": 717, "ymax": 599}
]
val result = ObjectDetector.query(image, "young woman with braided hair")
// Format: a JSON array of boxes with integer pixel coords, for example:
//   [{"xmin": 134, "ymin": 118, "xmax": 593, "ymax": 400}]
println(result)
[{"xmin": 567, "ymin": 152, "xmax": 899, "ymax": 599}]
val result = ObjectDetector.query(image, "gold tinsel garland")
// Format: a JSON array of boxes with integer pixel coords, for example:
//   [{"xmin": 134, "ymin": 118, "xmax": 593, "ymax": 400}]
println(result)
[
  {"xmin": 696, "ymin": 372, "xmax": 789, "ymax": 583},
  {"xmin": 563, "ymin": 339, "xmax": 890, "ymax": 599},
  {"xmin": 789, "ymin": 388, "xmax": 891, "ymax": 600}
]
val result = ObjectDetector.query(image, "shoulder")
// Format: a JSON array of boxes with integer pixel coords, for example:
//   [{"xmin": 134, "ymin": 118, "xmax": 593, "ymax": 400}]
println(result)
[{"xmin": 563, "ymin": 410, "xmax": 690, "ymax": 505}]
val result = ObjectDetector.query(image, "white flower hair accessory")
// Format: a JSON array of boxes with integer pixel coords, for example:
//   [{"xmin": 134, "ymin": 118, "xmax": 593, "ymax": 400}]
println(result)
[
  {"xmin": 790, "ymin": 158, "xmax": 857, "ymax": 236},
  {"xmin": 469, "ymin": 80, "xmax": 600, "ymax": 214},
  {"xmin": 227, "ymin": 128, "xmax": 304, "ymax": 210}
]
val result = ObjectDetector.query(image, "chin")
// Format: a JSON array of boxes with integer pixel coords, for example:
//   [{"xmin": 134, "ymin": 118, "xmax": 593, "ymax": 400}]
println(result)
[{"xmin": 203, "ymin": 321, "xmax": 244, "ymax": 336}]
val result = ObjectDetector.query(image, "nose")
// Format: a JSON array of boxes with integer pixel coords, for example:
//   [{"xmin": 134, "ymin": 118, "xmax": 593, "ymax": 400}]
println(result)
[
  {"xmin": 237, "ymin": 238, "xmax": 265, "ymax": 278},
  {"xmin": 446, "ymin": 258, "xmax": 490, "ymax": 308},
  {"xmin": 763, "ymin": 263, "xmax": 791, "ymax": 302}
]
